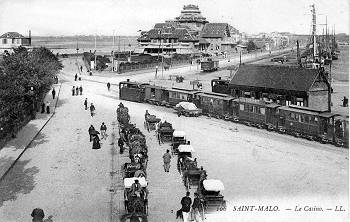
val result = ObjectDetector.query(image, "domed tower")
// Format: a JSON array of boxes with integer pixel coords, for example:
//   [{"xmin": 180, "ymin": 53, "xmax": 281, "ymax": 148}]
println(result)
[{"xmin": 175, "ymin": 4, "xmax": 208, "ymax": 32}]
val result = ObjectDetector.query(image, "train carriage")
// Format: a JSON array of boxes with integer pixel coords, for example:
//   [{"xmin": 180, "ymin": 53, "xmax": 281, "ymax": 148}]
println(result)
[
  {"xmin": 167, "ymin": 88, "xmax": 200, "ymax": 107},
  {"xmin": 277, "ymin": 105, "xmax": 336, "ymax": 141},
  {"xmin": 195, "ymin": 92, "xmax": 234, "ymax": 119},
  {"xmin": 144, "ymin": 85, "xmax": 170, "ymax": 106},
  {"xmin": 119, "ymin": 80, "xmax": 149, "ymax": 103},
  {"xmin": 235, "ymin": 98, "xmax": 268, "ymax": 128}
]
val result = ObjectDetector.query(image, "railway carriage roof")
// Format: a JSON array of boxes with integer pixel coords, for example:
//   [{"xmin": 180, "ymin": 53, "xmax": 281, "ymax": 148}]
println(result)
[
  {"xmin": 196, "ymin": 92, "xmax": 234, "ymax": 100},
  {"xmin": 278, "ymin": 106, "xmax": 321, "ymax": 116},
  {"xmin": 178, "ymin": 144, "xmax": 194, "ymax": 152},
  {"xmin": 230, "ymin": 64, "xmax": 320, "ymax": 92},
  {"xmin": 203, "ymin": 179, "xmax": 225, "ymax": 191},
  {"xmin": 124, "ymin": 177, "xmax": 148, "ymax": 188}
]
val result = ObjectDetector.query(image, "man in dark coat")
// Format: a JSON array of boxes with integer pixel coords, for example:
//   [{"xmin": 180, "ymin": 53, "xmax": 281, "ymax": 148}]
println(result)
[
  {"xmin": 191, "ymin": 192, "xmax": 203, "ymax": 222},
  {"xmin": 79, "ymin": 86, "xmax": 83, "ymax": 95},
  {"xmin": 162, "ymin": 149, "xmax": 171, "ymax": 172},
  {"xmin": 90, "ymin": 103, "xmax": 95, "ymax": 117},
  {"xmin": 118, "ymin": 137, "xmax": 124, "ymax": 153},
  {"xmin": 75, "ymin": 73, "xmax": 78, "ymax": 81},
  {"xmin": 51, "ymin": 88, "xmax": 56, "ymax": 99},
  {"xmin": 181, "ymin": 192, "xmax": 192, "ymax": 222},
  {"xmin": 100, "ymin": 122, "xmax": 107, "ymax": 139},
  {"xmin": 84, "ymin": 98, "xmax": 88, "ymax": 110},
  {"xmin": 75, "ymin": 86, "xmax": 79, "ymax": 96},
  {"xmin": 92, "ymin": 134, "xmax": 101, "ymax": 149},
  {"xmin": 72, "ymin": 86, "xmax": 75, "ymax": 96},
  {"xmin": 107, "ymin": 82, "xmax": 111, "ymax": 91},
  {"xmin": 88, "ymin": 125, "xmax": 95, "ymax": 142}
]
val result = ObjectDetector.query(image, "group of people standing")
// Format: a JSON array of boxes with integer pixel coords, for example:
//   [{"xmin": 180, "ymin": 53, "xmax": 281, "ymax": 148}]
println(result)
[
  {"xmin": 84, "ymin": 98, "xmax": 96, "ymax": 117},
  {"xmin": 72, "ymin": 85, "xmax": 83, "ymax": 96},
  {"xmin": 88, "ymin": 122, "xmax": 108, "ymax": 150},
  {"xmin": 180, "ymin": 191, "xmax": 203, "ymax": 222}
]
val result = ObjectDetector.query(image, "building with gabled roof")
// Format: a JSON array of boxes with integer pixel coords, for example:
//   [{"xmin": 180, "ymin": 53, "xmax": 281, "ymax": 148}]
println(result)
[
  {"xmin": 0, "ymin": 31, "xmax": 31, "ymax": 53},
  {"xmin": 228, "ymin": 64, "xmax": 331, "ymax": 111}
]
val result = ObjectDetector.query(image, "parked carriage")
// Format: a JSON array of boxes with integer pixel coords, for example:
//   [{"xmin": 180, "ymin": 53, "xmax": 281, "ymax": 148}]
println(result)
[
  {"xmin": 117, "ymin": 106, "xmax": 130, "ymax": 125},
  {"xmin": 157, "ymin": 121, "xmax": 174, "ymax": 144},
  {"xmin": 144, "ymin": 114, "xmax": 161, "ymax": 132},
  {"xmin": 177, "ymin": 144, "xmax": 194, "ymax": 170},
  {"xmin": 122, "ymin": 162, "xmax": 145, "ymax": 179},
  {"xmin": 198, "ymin": 179, "xmax": 226, "ymax": 213},
  {"xmin": 171, "ymin": 131, "xmax": 187, "ymax": 154},
  {"xmin": 175, "ymin": 102, "xmax": 202, "ymax": 117},
  {"xmin": 182, "ymin": 161, "xmax": 203, "ymax": 190},
  {"xmin": 123, "ymin": 177, "xmax": 148, "ymax": 216}
]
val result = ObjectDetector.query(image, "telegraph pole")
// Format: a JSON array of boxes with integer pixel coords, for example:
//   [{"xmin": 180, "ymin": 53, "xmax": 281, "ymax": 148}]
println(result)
[
  {"xmin": 94, "ymin": 34, "xmax": 97, "ymax": 70},
  {"xmin": 112, "ymin": 30, "xmax": 115, "ymax": 71}
]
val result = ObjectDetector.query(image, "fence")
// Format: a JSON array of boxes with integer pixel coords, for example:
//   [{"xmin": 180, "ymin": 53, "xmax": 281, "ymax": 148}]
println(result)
[{"xmin": 117, "ymin": 59, "xmax": 190, "ymax": 73}]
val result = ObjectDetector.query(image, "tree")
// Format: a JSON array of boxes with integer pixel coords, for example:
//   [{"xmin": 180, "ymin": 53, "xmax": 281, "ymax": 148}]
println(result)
[
  {"xmin": 247, "ymin": 40, "xmax": 257, "ymax": 52},
  {"xmin": 0, "ymin": 46, "xmax": 63, "ymax": 139}
]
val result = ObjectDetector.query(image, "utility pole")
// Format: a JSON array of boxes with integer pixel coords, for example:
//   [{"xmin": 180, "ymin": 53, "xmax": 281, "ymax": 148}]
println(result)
[
  {"xmin": 112, "ymin": 30, "xmax": 115, "ymax": 72},
  {"xmin": 94, "ymin": 34, "xmax": 97, "ymax": 70},
  {"xmin": 156, "ymin": 30, "xmax": 162, "ymax": 79}
]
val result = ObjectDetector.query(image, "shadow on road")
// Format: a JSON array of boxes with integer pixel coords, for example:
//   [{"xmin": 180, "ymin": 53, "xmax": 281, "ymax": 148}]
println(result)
[{"xmin": 0, "ymin": 158, "xmax": 39, "ymax": 207}]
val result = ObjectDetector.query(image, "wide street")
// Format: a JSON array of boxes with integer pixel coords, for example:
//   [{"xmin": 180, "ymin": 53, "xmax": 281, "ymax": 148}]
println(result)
[{"xmin": 0, "ymin": 57, "xmax": 348, "ymax": 222}]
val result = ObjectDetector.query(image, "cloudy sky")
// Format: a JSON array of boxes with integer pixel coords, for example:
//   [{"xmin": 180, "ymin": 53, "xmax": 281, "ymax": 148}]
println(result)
[{"xmin": 0, "ymin": 0, "xmax": 348, "ymax": 36}]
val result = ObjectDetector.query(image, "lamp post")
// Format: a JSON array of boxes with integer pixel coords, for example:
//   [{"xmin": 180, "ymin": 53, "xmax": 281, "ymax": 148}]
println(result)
[
  {"xmin": 29, "ymin": 86, "xmax": 36, "ymax": 118},
  {"xmin": 157, "ymin": 30, "xmax": 162, "ymax": 79}
]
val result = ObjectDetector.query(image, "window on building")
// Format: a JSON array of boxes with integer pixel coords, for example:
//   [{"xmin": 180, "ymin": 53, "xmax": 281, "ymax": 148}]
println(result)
[
  {"xmin": 240, "ymin": 104, "xmax": 244, "ymax": 111},
  {"xmin": 2, "ymin": 39, "xmax": 7, "ymax": 44},
  {"xmin": 260, "ymin": 107, "xmax": 265, "ymax": 115},
  {"xmin": 12, "ymin": 39, "xmax": 15, "ymax": 44}
]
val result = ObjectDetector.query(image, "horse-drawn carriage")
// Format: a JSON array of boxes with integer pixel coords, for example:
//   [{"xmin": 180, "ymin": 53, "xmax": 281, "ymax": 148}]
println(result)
[
  {"xmin": 117, "ymin": 104, "xmax": 130, "ymax": 125},
  {"xmin": 122, "ymin": 162, "xmax": 146, "ymax": 179},
  {"xmin": 157, "ymin": 121, "xmax": 174, "ymax": 144},
  {"xmin": 171, "ymin": 131, "xmax": 186, "ymax": 154},
  {"xmin": 198, "ymin": 179, "xmax": 226, "ymax": 212},
  {"xmin": 177, "ymin": 144, "xmax": 194, "ymax": 170},
  {"xmin": 144, "ymin": 114, "xmax": 161, "ymax": 132},
  {"xmin": 124, "ymin": 177, "xmax": 148, "ymax": 217},
  {"xmin": 176, "ymin": 102, "xmax": 202, "ymax": 117},
  {"xmin": 182, "ymin": 163, "xmax": 204, "ymax": 190}
]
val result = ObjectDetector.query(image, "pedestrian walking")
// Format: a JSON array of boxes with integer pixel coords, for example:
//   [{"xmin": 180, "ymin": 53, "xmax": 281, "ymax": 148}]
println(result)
[
  {"xmin": 100, "ymin": 122, "xmax": 107, "ymax": 139},
  {"xmin": 79, "ymin": 85, "xmax": 83, "ymax": 95},
  {"xmin": 72, "ymin": 86, "xmax": 75, "ymax": 96},
  {"xmin": 84, "ymin": 98, "xmax": 88, "ymax": 110},
  {"xmin": 75, "ymin": 86, "xmax": 79, "ymax": 96},
  {"xmin": 180, "ymin": 192, "xmax": 192, "ymax": 222},
  {"xmin": 80, "ymin": 65, "xmax": 83, "ymax": 72},
  {"xmin": 118, "ymin": 137, "xmax": 124, "ymax": 154},
  {"xmin": 41, "ymin": 103, "xmax": 45, "ymax": 113},
  {"xmin": 162, "ymin": 149, "xmax": 171, "ymax": 172},
  {"xmin": 51, "ymin": 88, "xmax": 56, "ymax": 99},
  {"xmin": 90, "ymin": 103, "xmax": 96, "ymax": 117},
  {"xmin": 107, "ymin": 82, "xmax": 111, "ymax": 91},
  {"xmin": 88, "ymin": 125, "xmax": 95, "ymax": 142},
  {"xmin": 342, "ymin": 96, "xmax": 348, "ymax": 107},
  {"xmin": 92, "ymin": 134, "xmax": 101, "ymax": 149},
  {"xmin": 191, "ymin": 192, "xmax": 204, "ymax": 222},
  {"xmin": 46, "ymin": 101, "xmax": 50, "ymax": 114},
  {"xmin": 75, "ymin": 73, "xmax": 78, "ymax": 81}
]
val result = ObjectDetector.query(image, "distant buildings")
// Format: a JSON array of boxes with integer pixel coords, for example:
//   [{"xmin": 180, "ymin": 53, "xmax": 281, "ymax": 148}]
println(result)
[
  {"xmin": 0, "ymin": 31, "xmax": 31, "ymax": 53},
  {"xmin": 137, "ymin": 4, "xmax": 241, "ymax": 55}
]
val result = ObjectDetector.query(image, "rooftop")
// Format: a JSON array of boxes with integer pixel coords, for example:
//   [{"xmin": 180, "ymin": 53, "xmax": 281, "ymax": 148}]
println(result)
[
  {"xmin": 0, "ymin": 32, "xmax": 25, "ymax": 39},
  {"xmin": 229, "ymin": 64, "xmax": 320, "ymax": 92}
]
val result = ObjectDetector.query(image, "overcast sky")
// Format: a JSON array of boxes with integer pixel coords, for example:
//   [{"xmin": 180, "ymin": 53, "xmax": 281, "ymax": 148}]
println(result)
[{"xmin": 0, "ymin": 0, "xmax": 348, "ymax": 36}]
